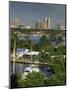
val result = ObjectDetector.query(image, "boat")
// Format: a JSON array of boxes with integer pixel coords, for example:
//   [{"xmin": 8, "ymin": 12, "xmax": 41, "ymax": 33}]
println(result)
[{"xmin": 24, "ymin": 64, "xmax": 40, "ymax": 75}]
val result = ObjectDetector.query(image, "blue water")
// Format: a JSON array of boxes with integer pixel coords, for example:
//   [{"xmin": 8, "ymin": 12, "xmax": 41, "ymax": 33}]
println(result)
[
  {"xmin": 19, "ymin": 35, "xmax": 65, "ymax": 45},
  {"xmin": 31, "ymin": 35, "xmax": 41, "ymax": 43},
  {"xmin": 19, "ymin": 35, "xmax": 41, "ymax": 43},
  {"xmin": 11, "ymin": 63, "xmax": 52, "ymax": 76}
]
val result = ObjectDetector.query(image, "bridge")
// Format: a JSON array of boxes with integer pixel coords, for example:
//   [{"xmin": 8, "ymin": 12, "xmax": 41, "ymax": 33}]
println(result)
[{"xmin": 11, "ymin": 58, "xmax": 48, "ymax": 65}]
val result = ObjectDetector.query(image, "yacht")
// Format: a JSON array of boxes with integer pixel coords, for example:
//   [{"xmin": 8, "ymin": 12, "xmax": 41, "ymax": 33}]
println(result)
[{"xmin": 24, "ymin": 64, "xmax": 40, "ymax": 75}]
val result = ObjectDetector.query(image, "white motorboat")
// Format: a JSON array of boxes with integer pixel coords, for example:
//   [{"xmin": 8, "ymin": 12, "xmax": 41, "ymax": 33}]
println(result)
[{"xmin": 24, "ymin": 64, "xmax": 40, "ymax": 75}]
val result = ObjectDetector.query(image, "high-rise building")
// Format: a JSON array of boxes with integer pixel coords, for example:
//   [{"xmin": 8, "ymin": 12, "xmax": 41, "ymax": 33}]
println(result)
[
  {"xmin": 56, "ymin": 21, "xmax": 61, "ymax": 30},
  {"xmin": 35, "ymin": 17, "xmax": 51, "ymax": 29},
  {"xmin": 41, "ymin": 18, "xmax": 47, "ymax": 29},
  {"xmin": 35, "ymin": 20, "xmax": 41, "ymax": 29},
  {"xmin": 10, "ymin": 18, "xmax": 20, "ymax": 28}
]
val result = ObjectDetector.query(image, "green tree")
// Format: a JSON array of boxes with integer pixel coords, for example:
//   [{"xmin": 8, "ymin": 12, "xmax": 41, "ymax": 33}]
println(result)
[
  {"xmin": 39, "ymin": 35, "xmax": 51, "ymax": 49},
  {"xmin": 38, "ymin": 51, "xmax": 51, "ymax": 64},
  {"xmin": 32, "ymin": 55, "xmax": 38, "ymax": 62},
  {"xmin": 57, "ymin": 45, "xmax": 65, "ymax": 55},
  {"xmin": 46, "ymin": 56, "xmax": 66, "ymax": 86},
  {"xmin": 33, "ymin": 43, "xmax": 40, "ymax": 51},
  {"xmin": 20, "ymin": 72, "xmax": 46, "ymax": 87},
  {"xmin": 12, "ymin": 72, "xmax": 46, "ymax": 88}
]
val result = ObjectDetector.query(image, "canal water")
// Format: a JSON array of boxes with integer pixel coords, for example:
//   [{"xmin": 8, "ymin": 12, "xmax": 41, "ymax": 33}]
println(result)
[
  {"xmin": 11, "ymin": 63, "xmax": 52, "ymax": 76},
  {"xmin": 19, "ymin": 35, "xmax": 41, "ymax": 43},
  {"xmin": 19, "ymin": 34, "xmax": 65, "ymax": 45}
]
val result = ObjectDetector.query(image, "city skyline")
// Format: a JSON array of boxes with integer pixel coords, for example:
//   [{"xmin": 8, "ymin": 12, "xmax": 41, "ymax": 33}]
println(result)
[{"xmin": 9, "ymin": 1, "xmax": 66, "ymax": 28}]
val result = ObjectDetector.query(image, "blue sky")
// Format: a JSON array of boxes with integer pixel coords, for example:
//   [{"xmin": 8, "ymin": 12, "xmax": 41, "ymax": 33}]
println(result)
[{"xmin": 9, "ymin": 1, "xmax": 66, "ymax": 28}]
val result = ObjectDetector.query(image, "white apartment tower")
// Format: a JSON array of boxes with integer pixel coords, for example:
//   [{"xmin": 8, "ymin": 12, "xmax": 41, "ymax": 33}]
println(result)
[{"xmin": 35, "ymin": 17, "xmax": 51, "ymax": 29}]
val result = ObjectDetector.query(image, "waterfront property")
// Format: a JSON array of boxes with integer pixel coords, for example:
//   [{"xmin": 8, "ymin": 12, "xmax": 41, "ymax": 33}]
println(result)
[{"xmin": 10, "ymin": 1, "xmax": 66, "ymax": 88}]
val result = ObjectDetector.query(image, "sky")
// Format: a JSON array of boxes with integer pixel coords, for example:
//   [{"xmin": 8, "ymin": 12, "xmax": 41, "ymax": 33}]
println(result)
[{"xmin": 9, "ymin": 1, "xmax": 66, "ymax": 28}]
